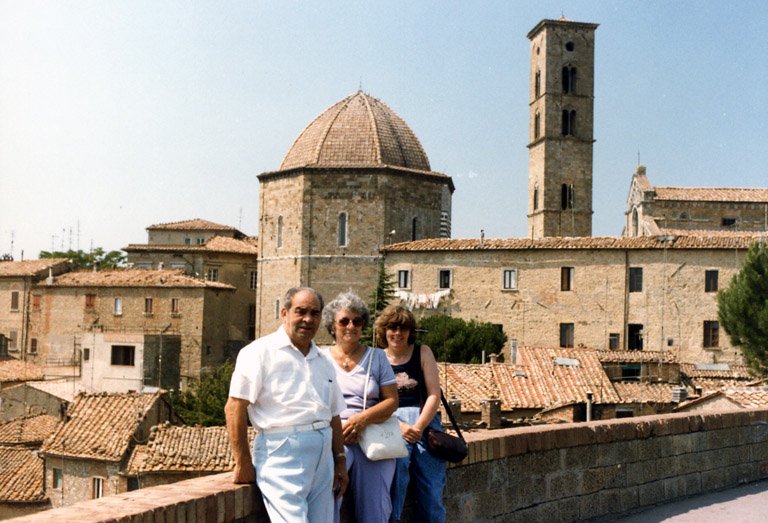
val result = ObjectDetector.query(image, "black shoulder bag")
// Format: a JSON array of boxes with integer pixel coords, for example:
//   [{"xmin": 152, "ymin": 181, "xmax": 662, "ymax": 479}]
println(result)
[{"xmin": 424, "ymin": 391, "xmax": 468, "ymax": 463}]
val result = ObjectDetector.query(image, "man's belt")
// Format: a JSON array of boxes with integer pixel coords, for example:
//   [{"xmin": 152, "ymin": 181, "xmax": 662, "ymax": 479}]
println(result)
[{"xmin": 259, "ymin": 420, "xmax": 330, "ymax": 435}]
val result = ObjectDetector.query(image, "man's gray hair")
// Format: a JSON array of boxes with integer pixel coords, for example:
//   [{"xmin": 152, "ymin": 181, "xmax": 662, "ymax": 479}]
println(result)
[
  {"xmin": 282, "ymin": 287, "xmax": 324, "ymax": 311},
  {"xmin": 321, "ymin": 291, "xmax": 370, "ymax": 338}
]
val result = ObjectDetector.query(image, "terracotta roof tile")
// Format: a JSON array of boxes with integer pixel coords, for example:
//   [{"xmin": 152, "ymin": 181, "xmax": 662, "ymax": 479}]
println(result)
[
  {"xmin": 280, "ymin": 91, "xmax": 431, "ymax": 172},
  {"xmin": 688, "ymin": 378, "xmax": 754, "ymax": 392},
  {"xmin": 42, "ymin": 269, "xmax": 235, "ymax": 290},
  {"xmin": 0, "ymin": 259, "xmax": 70, "ymax": 277},
  {"xmin": 612, "ymin": 382, "xmax": 683, "ymax": 403},
  {"xmin": 654, "ymin": 187, "xmax": 768, "ymax": 203},
  {"xmin": 679, "ymin": 363, "xmax": 754, "ymax": 380},
  {"xmin": 383, "ymin": 235, "xmax": 761, "ymax": 253},
  {"xmin": 596, "ymin": 350, "xmax": 677, "ymax": 364},
  {"xmin": 146, "ymin": 219, "xmax": 240, "ymax": 232},
  {"xmin": 125, "ymin": 424, "xmax": 255, "ymax": 474},
  {"xmin": 0, "ymin": 447, "xmax": 46, "ymax": 502},
  {"xmin": 721, "ymin": 388, "xmax": 768, "ymax": 408},
  {"xmin": 41, "ymin": 392, "xmax": 161, "ymax": 461},
  {"xmin": 0, "ymin": 414, "xmax": 60, "ymax": 446},
  {"xmin": 0, "ymin": 358, "xmax": 45, "ymax": 383},
  {"xmin": 124, "ymin": 235, "xmax": 258, "ymax": 255}
]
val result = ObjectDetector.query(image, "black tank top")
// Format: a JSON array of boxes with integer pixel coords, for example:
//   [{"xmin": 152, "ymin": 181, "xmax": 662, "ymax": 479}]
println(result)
[{"xmin": 391, "ymin": 344, "xmax": 424, "ymax": 408}]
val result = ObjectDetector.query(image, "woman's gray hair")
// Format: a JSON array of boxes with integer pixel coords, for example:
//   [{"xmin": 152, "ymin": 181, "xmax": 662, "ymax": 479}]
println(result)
[{"xmin": 322, "ymin": 291, "xmax": 370, "ymax": 338}]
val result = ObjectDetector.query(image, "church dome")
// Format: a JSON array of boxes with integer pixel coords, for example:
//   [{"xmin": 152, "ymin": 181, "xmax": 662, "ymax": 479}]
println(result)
[{"xmin": 279, "ymin": 91, "xmax": 431, "ymax": 171}]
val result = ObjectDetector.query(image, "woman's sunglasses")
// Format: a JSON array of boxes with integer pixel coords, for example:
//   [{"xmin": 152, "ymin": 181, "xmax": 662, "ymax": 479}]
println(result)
[{"xmin": 337, "ymin": 317, "xmax": 364, "ymax": 327}]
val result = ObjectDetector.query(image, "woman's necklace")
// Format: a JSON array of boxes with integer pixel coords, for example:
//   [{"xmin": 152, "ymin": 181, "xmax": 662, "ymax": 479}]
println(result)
[
  {"xmin": 336, "ymin": 344, "xmax": 363, "ymax": 371},
  {"xmin": 386, "ymin": 345, "xmax": 412, "ymax": 365}
]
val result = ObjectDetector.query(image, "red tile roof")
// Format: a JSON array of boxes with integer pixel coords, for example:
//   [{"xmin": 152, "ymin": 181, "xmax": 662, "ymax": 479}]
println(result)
[
  {"xmin": 146, "ymin": 219, "xmax": 240, "ymax": 232},
  {"xmin": 596, "ymin": 350, "xmax": 677, "ymax": 364},
  {"xmin": 124, "ymin": 235, "xmax": 258, "ymax": 255},
  {"xmin": 612, "ymin": 382, "xmax": 682, "ymax": 403},
  {"xmin": 653, "ymin": 187, "xmax": 768, "ymax": 203},
  {"xmin": 0, "ymin": 259, "xmax": 70, "ymax": 277},
  {"xmin": 125, "ymin": 424, "xmax": 255, "ymax": 474},
  {"xmin": 41, "ymin": 392, "xmax": 161, "ymax": 461},
  {"xmin": 0, "ymin": 414, "xmax": 60, "ymax": 446},
  {"xmin": 721, "ymin": 388, "xmax": 768, "ymax": 408},
  {"xmin": 383, "ymin": 235, "xmax": 760, "ymax": 253},
  {"xmin": 679, "ymin": 363, "xmax": 754, "ymax": 380},
  {"xmin": 42, "ymin": 269, "xmax": 235, "ymax": 290},
  {"xmin": 0, "ymin": 358, "xmax": 45, "ymax": 383},
  {"xmin": 0, "ymin": 447, "xmax": 46, "ymax": 503}
]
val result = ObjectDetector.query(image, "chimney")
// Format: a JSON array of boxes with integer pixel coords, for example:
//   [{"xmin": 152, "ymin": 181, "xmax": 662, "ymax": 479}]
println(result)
[
  {"xmin": 45, "ymin": 268, "xmax": 54, "ymax": 285},
  {"xmin": 481, "ymin": 399, "xmax": 502, "ymax": 429}
]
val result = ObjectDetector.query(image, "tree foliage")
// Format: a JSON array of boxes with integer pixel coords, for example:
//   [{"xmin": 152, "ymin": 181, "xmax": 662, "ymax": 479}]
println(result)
[
  {"xmin": 169, "ymin": 360, "xmax": 234, "ymax": 426},
  {"xmin": 718, "ymin": 241, "xmax": 768, "ymax": 375},
  {"xmin": 363, "ymin": 261, "xmax": 397, "ymax": 346},
  {"xmin": 417, "ymin": 315, "xmax": 508, "ymax": 363},
  {"xmin": 39, "ymin": 248, "xmax": 126, "ymax": 269}
]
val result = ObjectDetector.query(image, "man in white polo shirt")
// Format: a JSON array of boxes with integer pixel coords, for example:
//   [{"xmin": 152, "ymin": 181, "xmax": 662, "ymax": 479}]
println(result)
[{"xmin": 225, "ymin": 287, "xmax": 348, "ymax": 522}]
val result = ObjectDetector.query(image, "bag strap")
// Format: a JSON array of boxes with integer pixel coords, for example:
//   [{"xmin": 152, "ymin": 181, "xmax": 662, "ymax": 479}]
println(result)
[
  {"xmin": 361, "ymin": 347, "xmax": 373, "ymax": 412},
  {"xmin": 439, "ymin": 390, "xmax": 465, "ymax": 443}
]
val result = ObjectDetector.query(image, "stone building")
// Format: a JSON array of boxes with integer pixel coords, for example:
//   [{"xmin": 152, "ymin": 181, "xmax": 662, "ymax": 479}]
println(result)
[
  {"xmin": 624, "ymin": 165, "xmax": 768, "ymax": 237},
  {"xmin": 527, "ymin": 18, "xmax": 598, "ymax": 238},
  {"xmin": 255, "ymin": 90, "xmax": 454, "ymax": 338},
  {"xmin": 40, "ymin": 391, "xmax": 175, "ymax": 509},
  {"xmin": 124, "ymin": 219, "xmax": 258, "ymax": 344},
  {"xmin": 0, "ymin": 259, "xmax": 71, "ymax": 359},
  {"xmin": 27, "ymin": 269, "xmax": 235, "ymax": 390},
  {"xmin": 383, "ymin": 234, "xmax": 758, "ymax": 364}
]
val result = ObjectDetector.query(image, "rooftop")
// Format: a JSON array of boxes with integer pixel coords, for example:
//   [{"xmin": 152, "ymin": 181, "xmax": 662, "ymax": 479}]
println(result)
[
  {"xmin": 41, "ymin": 391, "xmax": 161, "ymax": 461},
  {"xmin": 653, "ymin": 186, "xmax": 768, "ymax": 203},
  {"xmin": 146, "ymin": 219, "xmax": 242, "ymax": 233},
  {"xmin": 124, "ymin": 235, "xmax": 258, "ymax": 255},
  {"xmin": 0, "ymin": 358, "xmax": 45, "ymax": 384},
  {"xmin": 41, "ymin": 269, "xmax": 235, "ymax": 290},
  {"xmin": 0, "ymin": 414, "xmax": 60, "ymax": 447},
  {"xmin": 0, "ymin": 446, "xmax": 46, "ymax": 503},
  {"xmin": 0, "ymin": 258, "xmax": 70, "ymax": 277}
]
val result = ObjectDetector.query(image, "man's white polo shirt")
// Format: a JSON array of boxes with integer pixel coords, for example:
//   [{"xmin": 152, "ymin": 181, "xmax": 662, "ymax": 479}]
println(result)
[{"xmin": 229, "ymin": 326, "xmax": 345, "ymax": 431}]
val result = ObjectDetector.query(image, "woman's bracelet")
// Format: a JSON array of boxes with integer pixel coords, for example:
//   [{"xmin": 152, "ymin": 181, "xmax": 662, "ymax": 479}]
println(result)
[{"xmin": 334, "ymin": 452, "xmax": 346, "ymax": 462}]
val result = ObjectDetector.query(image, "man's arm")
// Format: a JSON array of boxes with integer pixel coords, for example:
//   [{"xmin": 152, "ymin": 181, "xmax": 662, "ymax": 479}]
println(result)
[
  {"xmin": 225, "ymin": 397, "xmax": 256, "ymax": 484},
  {"xmin": 330, "ymin": 415, "xmax": 349, "ymax": 498}
]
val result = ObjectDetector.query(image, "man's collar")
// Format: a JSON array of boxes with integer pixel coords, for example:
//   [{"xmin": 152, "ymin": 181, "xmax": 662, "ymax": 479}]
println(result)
[{"xmin": 276, "ymin": 325, "xmax": 318, "ymax": 359}]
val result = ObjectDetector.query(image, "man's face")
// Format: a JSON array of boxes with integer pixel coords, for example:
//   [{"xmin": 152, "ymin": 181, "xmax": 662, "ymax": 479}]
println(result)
[{"xmin": 281, "ymin": 290, "xmax": 322, "ymax": 351}]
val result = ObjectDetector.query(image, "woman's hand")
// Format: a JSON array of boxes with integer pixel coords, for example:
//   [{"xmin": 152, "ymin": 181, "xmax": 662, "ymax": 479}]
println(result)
[
  {"xmin": 399, "ymin": 421, "xmax": 422, "ymax": 444},
  {"xmin": 342, "ymin": 414, "xmax": 367, "ymax": 444}
]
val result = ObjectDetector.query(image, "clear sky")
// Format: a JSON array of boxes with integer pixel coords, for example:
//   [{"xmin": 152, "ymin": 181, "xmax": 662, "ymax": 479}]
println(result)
[{"xmin": 1, "ymin": 1, "xmax": 766, "ymax": 259}]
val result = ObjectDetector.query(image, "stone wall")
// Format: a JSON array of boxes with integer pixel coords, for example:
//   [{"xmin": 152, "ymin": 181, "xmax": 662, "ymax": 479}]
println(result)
[{"xmin": 13, "ymin": 408, "xmax": 768, "ymax": 522}]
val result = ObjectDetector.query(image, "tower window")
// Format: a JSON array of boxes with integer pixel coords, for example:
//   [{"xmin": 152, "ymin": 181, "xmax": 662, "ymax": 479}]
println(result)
[
  {"xmin": 561, "ymin": 267, "xmax": 574, "ymax": 291},
  {"xmin": 534, "ymin": 112, "xmax": 540, "ymax": 139},
  {"xmin": 628, "ymin": 324, "xmax": 644, "ymax": 350},
  {"xmin": 561, "ymin": 110, "xmax": 576, "ymax": 136},
  {"xmin": 705, "ymin": 270, "xmax": 719, "ymax": 292},
  {"xmin": 559, "ymin": 323, "xmax": 575, "ymax": 348},
  {"xmin": 338, "ymin": 212, "xmax": 348, "ymax": 247},
  {"xmin": 562, "ymin": 66, "xmax": 577, "ymax": 94},
  {"xmin": 629, "ymin": 267, "xmax": 643, "ymax": 293},
  {"xmin": 561, "ymin": 184, "xmax": 574, "ymax": 210},
  {"xmin": 411, "ymin": 217, "xmax": 419, "ymax": 241},
  {"xmin": 565, "ymin": 41, "xmax": 575, "ymax": 51},
  {"xmin": 533, "ymin": 184, "xmax": 539, "ymax": 211},
  {"xmin": 534, "ymin": 70, "xmax": 541, "ymax": 98},
  {"xmin": 277, "ymin": 216, "xmax": 284, "ymax": 248}
]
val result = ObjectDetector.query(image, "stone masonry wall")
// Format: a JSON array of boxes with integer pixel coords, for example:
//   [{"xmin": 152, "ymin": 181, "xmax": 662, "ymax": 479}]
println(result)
[{"xmin": 13, "ymin": 408, "xmax": 768, "ymax": 522}]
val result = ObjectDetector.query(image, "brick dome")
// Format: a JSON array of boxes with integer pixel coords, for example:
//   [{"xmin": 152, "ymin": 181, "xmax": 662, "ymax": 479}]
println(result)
[{"xmin": 279, "ymin": 91, "xmax": 431, "ymax": 171}]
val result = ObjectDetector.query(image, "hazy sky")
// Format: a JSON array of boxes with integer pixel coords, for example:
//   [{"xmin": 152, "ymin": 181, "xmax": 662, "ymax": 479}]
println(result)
[{"xmin": 1, "ymin": 1, "xmax": 766, "ymax": 259}]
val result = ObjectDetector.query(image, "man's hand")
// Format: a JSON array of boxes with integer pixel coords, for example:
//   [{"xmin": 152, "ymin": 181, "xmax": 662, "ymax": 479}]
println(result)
[
  {"xmin": 232, "ymin": 462, "xmax": 256, "ymax": 484},
  {"xmin": 333, "ymin": 461, "xmax": 349, "ymax": 499}
]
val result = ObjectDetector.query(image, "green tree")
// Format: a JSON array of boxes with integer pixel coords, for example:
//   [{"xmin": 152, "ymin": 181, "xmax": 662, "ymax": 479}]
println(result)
[
  {"xmin": 363, "ymin": 261, "xmax": 397, "ymax": 345},
  {"xmin": 169, "ymin": 361, "xmax": 234, "ymax": 426},
  {"xmin": 39, "ymin": 248, "xmax": 126, "ymax": 269},
  {"xmin": 417, "ymin": 315, "xmax": 507, "ymax": 363},
  {"xmin": 718, "ymin": 241, "xmax": 768, "ymax": 375}
]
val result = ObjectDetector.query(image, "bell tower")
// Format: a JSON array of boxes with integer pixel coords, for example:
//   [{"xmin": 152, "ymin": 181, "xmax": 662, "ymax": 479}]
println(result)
[{"xmin": 527, "ymin": 18, "xmax": 598, "ymax": 238}]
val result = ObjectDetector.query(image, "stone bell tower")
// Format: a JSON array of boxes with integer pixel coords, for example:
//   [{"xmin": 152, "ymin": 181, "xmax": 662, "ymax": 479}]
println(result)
[{"xmin": 527, "ymin": 18, "xmax": 598, "ymax": 238}]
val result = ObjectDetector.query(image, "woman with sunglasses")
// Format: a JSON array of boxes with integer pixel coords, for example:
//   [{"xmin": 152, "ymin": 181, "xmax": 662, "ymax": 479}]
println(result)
[
  {"xmin": 375, "ymin": 305, "xmax": 446, "ymax": 523},
  {"xmin": 321, "ymin": 291, "xmax": 399, "ymax": 522}
]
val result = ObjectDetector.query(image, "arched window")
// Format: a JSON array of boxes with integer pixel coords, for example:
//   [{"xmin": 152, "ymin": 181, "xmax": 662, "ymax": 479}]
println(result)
[
  {"xmin": 411, "ymin": 217, "xmax": 419, "ymax": 241},
  {"xmin": 632, "ymin": 208, "xmax": 639, "ymax": 236},
  {"xmin": 338, "ymin": 212, "xmax": 348, "ymax": 247},
  {"xmin": 561, "ymin": 183, "xmax": 574, "ymax": 210},
  {"xmin": 533, "ymin": 184, "xmax": 539, "ymax": 211},
  {"xmin": 562, "ymin": 66, "xmax": 577, "ymax": 94},
  {"xmin": 561, "ymin": 110, "xmax": 576, "ymax": 136},
  {"xmin": 534, "ymin": 111, "xmax": 540, "ymax": 139},
  {"xmin": 534, "ymin": 70, "xmax": 541, "ymax": 98},
  {"xmin": 276, "ymin": 216, "xmax": 283, "ymax": 248}
]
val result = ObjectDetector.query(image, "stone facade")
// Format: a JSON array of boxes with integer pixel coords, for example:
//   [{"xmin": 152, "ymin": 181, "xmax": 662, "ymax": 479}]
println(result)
[
  {"xmin": 384, "ymin": 236, "xmax": 752, "ymax": 364},
  {"xmin": 527, "ymin": 19, "xmax": 598, "ymax": 238}
]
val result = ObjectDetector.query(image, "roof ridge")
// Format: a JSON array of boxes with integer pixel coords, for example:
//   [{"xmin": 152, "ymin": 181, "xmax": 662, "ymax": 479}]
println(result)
[
  {"xmin": 311, "ymin": 93, "xmax": 358, "ymax": 166},
  {"xmin": 359, "ymin": 91, "xmax": 383, "ymax": 165}
]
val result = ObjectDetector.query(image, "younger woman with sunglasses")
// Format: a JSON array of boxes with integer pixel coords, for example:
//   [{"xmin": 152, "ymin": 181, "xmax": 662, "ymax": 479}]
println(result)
[{"xmin": 321, "ymin": 291, "xmax": 399, "ymax": 522}]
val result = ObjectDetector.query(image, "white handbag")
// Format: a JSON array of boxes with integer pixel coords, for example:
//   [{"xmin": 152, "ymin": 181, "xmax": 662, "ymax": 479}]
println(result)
[{"xmin": 357, "ymin": 348, "xmax": 408, "ymax": 461}]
